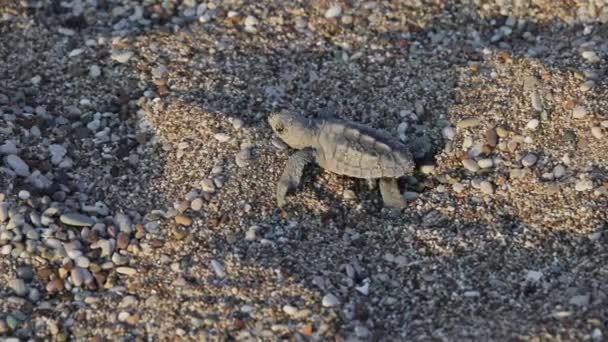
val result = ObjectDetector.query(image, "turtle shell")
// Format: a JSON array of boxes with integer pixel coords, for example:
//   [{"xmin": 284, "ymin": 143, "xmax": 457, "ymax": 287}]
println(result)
[{"xmin": 315, "ymin": 119, "xmax": 415, "ymax": 179}]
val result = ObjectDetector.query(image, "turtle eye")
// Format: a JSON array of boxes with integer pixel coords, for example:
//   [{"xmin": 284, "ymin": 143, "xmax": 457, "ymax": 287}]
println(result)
[{"xmin": 276, "ymin": 123, "xmax": 285, "ymax": 133}]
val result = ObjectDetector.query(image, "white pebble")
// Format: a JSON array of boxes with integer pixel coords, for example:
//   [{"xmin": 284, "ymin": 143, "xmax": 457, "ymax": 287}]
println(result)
[
  {"xmin": 111, "ymin": 50, "xmax": 134, "ymax": 63},
  {"xmin": 324, "ymin": 4, "xmax": 342, "ymax": 18},
  {"xmin": 190, "ymin": 198, "xmax": 203, "ymax": 211},
  {"xmin": 479, "ymin": 181, "xmax": 494, "ymax": 194},
  {"xmin": 200, "ymin": 179, "xmax": 215, "ymax": 193},
  {"xmin": 322, "ymin": 293, "xmax": 340, "ymax": 307},
  {"xmin": 581, "ymin": 50, "xmax": 601, "ymax": 63},
  {"xmin": 591, "ymin": 126, "xmax": 603, "ymax": 139},
  {"xmin": 477, "ymin": 158, "xmax": 493, "ymax": 169},
  {"xmin": 18, "ymin": 190, "xmax": 30, "ymax": 200},
  {"xmin": 89, "ymin": 64, "xmax": 101, "ymax": 78},
  {"xmin": 441, "ymin": 126, "xmax": 456, "ymax": 140},
  {"xmin": 213, "ymin": 133, "xmax": 231, "ymax": 142},
  {"xmin": 572, "ymin": 105, "xmax": 587, "ymax": 119},
  {"xmin": 575, "ymin": 179, "xmax": 594, "ymax": 192},
  {"xmin": 525, "ymin": 119, "xmax": 539, "ymax": 130},
  {"xmin": 553, "ymin": 165, "xmax": 567, "ymax": 179}
]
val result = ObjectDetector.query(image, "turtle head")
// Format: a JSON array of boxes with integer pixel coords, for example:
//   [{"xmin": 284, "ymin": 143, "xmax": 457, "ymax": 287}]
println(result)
[{"xmin": 269, "ymin": 112, "xmax": 317, "ymax": 149}]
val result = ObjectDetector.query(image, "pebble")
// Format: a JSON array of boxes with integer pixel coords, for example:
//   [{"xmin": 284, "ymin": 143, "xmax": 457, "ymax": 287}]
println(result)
[
  {"xmin": 553, "ymin": 165, "xmax": 567, "ymax": 179},
  {"xmin": 71, "ymin": 267, "xmax": 92, "ymax": 287},
  {"xmin": 0, "ymin": 140, "xmax": 18, "ymax": 155},
  {"xmin": 231, "ymin": 118, "xmax": 244, "ymax": 130},
  {"xmin": 477, "ymin": 158, "xmax": 493, "ymax": 169},
  {"xmin": 213, "ymin": 133, "xmax": 231, "ymax": 142},
  {"xmin": 479, "ymin": 181, "xmax": 494, "ymax": 194},
  {"xmin": 200, "ymin": 179, "xmax": 215, "ymax": 193},
  {"xmin": 456, "ymin": 118, "xmax": 481, "ymax": 129},
  {"xmin": 210, "ymin": 260, "xmax": 225, "ymax": 277},
  {"xmin": 575, "ymin": 179, "xmax": 593, "ymax": 192},
  {"xmin": 190, "ymin": 198, "xmax": 204, "ymax": 211},
  {"xmin": 580, "ymin": 80, "xmax": 594, "ymax": 92},
  {"xmin": 591, "ymin": 127, "xmax": 603, "ymax": 139},
  {"xmin": 175, "ymin": 214, "xmax": 192, "ymax": 226},
  {"xmin": 495, "ymin": 126, "xmax": 509, "ymax": 137},
  {"xmin": 60, "ymin": 213, "xmax": 95, "ymax": 227},
  {"xmin": 462, "ymin": 159, "xmax": 479, "ymax": 172},
  {"xmin": 525, "ymin": 119, "xmax": 539, "ymax": 130},
  {"xmin": 89, "ymin": 64, "xmax": 101, "ymax": 78},
  {"xmin": 245, "ymin": 226, "xmax": 258, "ymax": 241},
  {"xmin": 441, "ymin": 126, "xmax": 456, "ymax": 140},
  {"xmin": 343, "ymin": 189, "xmax": 357, "ymax": 200},
  {"xmin": 111, "ymin": 50, "xmax": 134, "ymax": 63},
  {"xmin": 581, "ymin": 50, "xmax": 601, "ymax": 63},
  {"xmin": 485, "ymin": 127, "xmax": 498, "ymax": 147},
  {"xmin": 324, "ymin": 4, "xmax": 342, "ymax": 18},
  {"xmin": 9, "ymin": 278, "xmax": 27, "ymax": 296},
  {"xmin": 419, "ymin": 165, "xmax": 435, "ymax": 175},
  {"xmin": 116, "ymin": 267, "xmax": 137, "ymax": 276},
  {"xmin": 572, "ymin": 105, "xmax": 587, "ymax": 119},
  {"xmin": 322, "ymin": 293, "xmax": 340, "ymax": 307},
  {"xmin": 531, "ymin": 91, "xmax": 543, "ymax": 111},
  {"xmin": 521, "ymin": 153, "xmax": 538, "ymax": 167},
  {"xmin": 5, "ymin": 154, "xmax": 30, "ymax": 176},
  {"xmin": 0, "ymin": 202, "xmax": 8, "ymax": 222},
  {"xmin": 18, "ymin": 190, "xmax": 30, "ymax": 200}
]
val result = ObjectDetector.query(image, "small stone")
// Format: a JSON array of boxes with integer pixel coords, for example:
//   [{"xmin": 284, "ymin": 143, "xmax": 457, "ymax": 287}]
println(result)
[
  {"xmin": 575, "ymin": 179, "xmax": 593, "ymax": 192},
  {"xmin": 456, "ymin": 118, "xmax": 481, "ymax": 129},
  {"xmin": 581, "ymin": 50, "xmax": 601, "ymax": 63},
  {"xmin": 213, "ymin": 133, "xmax": 231, "ymax": 142},
  {"xmin": 0, "ymin": 140, "xmax": 18, "ymax": 155},
  {"xmin": 569, "ymin": 294, "xmax": 590, "ymax": 307},
  {"xmin": 5, "ymin": 154, "xmax": 30, "ymax": 176},
  {"xmin": 283, "ymin": 305, "xmax": 298, "ymax": 315},
  {"xmin": 111, "ymin": 50, "xmax": 134, "ymax": 63},
  {"xmin": 9, "ymin": 278, "xmax": 27, "ymax": 296},
  {"xmin": 553, "ymin": 165, "xmax": 567, "ymax": 179},
  {"xmin": 89, "ymin": 64, "xmax": 101, "ymax": 78},
  {"xmin": 200, "ymin": 179, "xmax": 215, "ymax": 193},
  {"xmin": 244, "ymin": 15, "xmax": 258, "ymax": 27},
  {"xmin": 521, "ymin": 153, "xmax": 538, "ymax": 167},
  {"xmin": 116, "ymin": 267, "xmax": 137, "ymax": 276},
  {"xmin": 485, "ymin": 127, "xmax": 498, "ymax": 147},
  {"xmin": 71, "ymin": 267, "xmax": 92, "ymax": 287},
  {"xmin": 210, "ymin": 260, "xmax": 225, "ymax": 277},
  {"xmin": 322, "ymin": 293, "xmax": 340, "ymax": 307},
  {"xmin": 441, "ymin": 126, "xmax": 456, "ymax": 140},
  {"xmin": 75, "ymin": 256, "xmax": 90, "ymax": 268},
  {"xmin": 591, "ymin": 127, "xmax": 603, "ymax": 139},
  {"xmin": 477, "ymin": 158, "xmax": 493, "ymax": 169},
  {"xmin": 496, "ymin": 126, "xmax": 509, "ymax": 137},
  {"xmin": 0, "ymin": 202, "xmax": 8, "ymax": 222},
  {"xmin": 175, "ymin": 214, "xmax": 192, "ymax": 226},
  {"xmin": 479, "ymin": 181, "xmax": 494, "ymax": 194},
  {"xmin": 190, "ymin": 198, "xmax": 204, "ymax": 211},
  {"xmin": 531, "ymin": 91, "xmax": 543, "ymax": 111},
  {"xmin": 420, "ymin": 165, "xmax": 435, "ymax": 175},
  {"xmin": 324, "ymin": 4, "xmax": 342, "ymax": 18},
  {"xmin": 60, "ymin": 213, "xmax": 95, "ymax": 227},
  {"xmin": 18, "ymin": 190, "xmax": 30, "ymax": 200},
  {"xmin": 572, "ymin": 105, "xmax": 587, "ymax": 119},
  {"xmin": 117, "ymin": 233, "xmax": 130, "ymax": 249},
  {"xmin": 343, "ymin": 189, "xmax": 357, "ymax": 200},
  {"xmin": 580, "ymin": 80, "xmax": 595, "ymax": 91},
  {"xmin": 526, "ymin": 270, "xmax": 543, "ymax": 282},
  {"xmin": 525, "ymin": 119, "xmax": 539, "ymax": 130},
  {"xmin": 462, "ymin": 159, "xmax": 479, "ymax": 172},
  {"xmin": 46, "ymin": 278, "xmax": 65, "ymax": 293}
]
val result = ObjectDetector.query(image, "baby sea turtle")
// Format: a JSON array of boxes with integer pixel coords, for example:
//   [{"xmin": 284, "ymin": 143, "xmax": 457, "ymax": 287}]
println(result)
[{"xmin": 269, "ymin": 112, "xmax": 416, "ymax": 209}]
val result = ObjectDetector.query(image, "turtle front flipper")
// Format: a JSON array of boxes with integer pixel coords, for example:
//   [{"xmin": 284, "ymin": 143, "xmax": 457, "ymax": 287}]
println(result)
[
  {"xmin": 276, "ymin": 148, "xmax": 316, "ymax": 207},
  {"xmin": 379, "ymin": 178, "xmax": 407, "ymax": 209}
]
